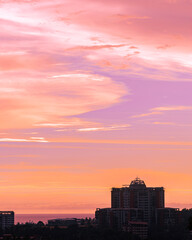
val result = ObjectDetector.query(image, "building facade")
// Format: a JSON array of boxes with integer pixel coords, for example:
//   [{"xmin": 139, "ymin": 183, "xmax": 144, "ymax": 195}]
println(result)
[
  {"xmin": 95, "ymin": 207, "xmax": 148, "ymax": 239},
  {"xmin": 95, "ymin": 208, "xmax": 144, "ymax": 230},
  {"xmin": 155, "ymin": 208, "xmax": 181, "ymax": 229},
  {"xmin": 111, "ymin": 177, "xmax": 164, "ymax": 224},
  {"xmin": 0, "ymin": 211, "xmax": 14, "ymax": 230}
]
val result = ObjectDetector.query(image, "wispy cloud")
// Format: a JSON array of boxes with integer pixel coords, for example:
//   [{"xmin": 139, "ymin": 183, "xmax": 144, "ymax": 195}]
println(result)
[
  {"xmin": 0, "ymin": 163, "xmax": 90, "ymax": 172},
  {"xmin": 0, "ymin": 138, "xmax": 48, "ymax": 143},
  {"xmin": 131, "ymin": 111, "xmax": 162, "ymax": 118},
  {"xmin": 34, "ymin": 118, "xmax": 98, "ymax": 128},
  {"xmin": 153, "ymin": 122, "xmax": 175, "ymax": 125},
  {"xmin": 65, "ymin": 44, "xmax": 127, "ymax": 52},
  {"xmin": 0, "ymin": 155, "xmax": 38, "ymax": 158},
  {"xmin": 152, "ymin": 106, "xmax": 192, "ymax": 111},
  {"xmin": 78, "ymin": 127, "xmax": 103, "ymax": 132},
  {"xmin": 132, "ymin": 106, "xmax": 192, "ymax": 119},
  {"xmin": 77, "ymin": 124, "xmax": 130, "ymax": 132},
  {"xmin": 49, "ymin": 138, "xmax": 192, "ymax": 146}
]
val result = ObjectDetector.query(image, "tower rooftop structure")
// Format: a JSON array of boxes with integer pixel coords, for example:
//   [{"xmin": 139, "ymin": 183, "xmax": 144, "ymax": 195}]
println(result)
[{"xmin": 129, "ymin": 177, "xmax": 146, "ymax": 189}]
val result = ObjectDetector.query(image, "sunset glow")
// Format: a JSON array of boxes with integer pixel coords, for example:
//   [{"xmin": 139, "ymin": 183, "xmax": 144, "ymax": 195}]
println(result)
[{"xmin": 0, "ymin": 0, "xmax": 192, "ymax": 214}]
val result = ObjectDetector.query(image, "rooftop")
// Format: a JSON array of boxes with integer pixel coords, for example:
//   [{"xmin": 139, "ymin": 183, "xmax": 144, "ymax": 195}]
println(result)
[{"xmin": 129, "ymin": 177, "xmax": 146, "ymax": 189}]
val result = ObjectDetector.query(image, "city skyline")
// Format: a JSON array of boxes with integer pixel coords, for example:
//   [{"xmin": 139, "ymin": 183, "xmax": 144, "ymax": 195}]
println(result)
[
  {"xmin": 0, "ymin": 0, "xmax": 192, "ymax": 214},
  {"xmin": 96, "ymin": 177, "xmax": 183, "ymax": 239}
]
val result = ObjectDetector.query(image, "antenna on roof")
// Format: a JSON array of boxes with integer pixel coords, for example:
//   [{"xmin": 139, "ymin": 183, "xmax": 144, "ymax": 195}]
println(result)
[{"xmin": 122, "ymin": 184, "xmax": 129, "ymax": 187}]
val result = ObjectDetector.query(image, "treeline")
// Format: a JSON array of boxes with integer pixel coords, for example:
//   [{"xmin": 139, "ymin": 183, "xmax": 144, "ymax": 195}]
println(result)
[
  {"xmin": 1, "ymin": 224, "xmax": 141, "ymax": 240},
  {"xmin": 1, "ymin": 221, "xmax": 191, "ymax": 240}
]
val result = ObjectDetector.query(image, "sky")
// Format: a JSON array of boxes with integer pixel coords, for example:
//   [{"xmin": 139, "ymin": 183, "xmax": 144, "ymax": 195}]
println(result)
[{"xmin": 0, "ymin": 0, "xmax": 192, "ymax": 214}]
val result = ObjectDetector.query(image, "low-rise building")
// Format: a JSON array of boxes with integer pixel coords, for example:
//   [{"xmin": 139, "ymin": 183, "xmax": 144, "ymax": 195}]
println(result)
[
  {"xmin": 48, "ymin": 218, "xmax": 78, "ymax": 227},
  {"xmin": 95, "ymin": 208, "xmax": 144, "ymax": 230},
  {"xmin": 155, "ymin": 208, "xmax": 181, "ymax": 229},
  {"xmin": 96, "ymin": 208, "xmax": 148, "ymax": 239}
]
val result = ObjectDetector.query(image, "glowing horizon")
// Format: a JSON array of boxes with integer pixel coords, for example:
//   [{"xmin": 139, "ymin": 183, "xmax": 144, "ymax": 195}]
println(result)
[{"xmin": 0, "ymin": 0, "xmax": 192, "ymax": 214}]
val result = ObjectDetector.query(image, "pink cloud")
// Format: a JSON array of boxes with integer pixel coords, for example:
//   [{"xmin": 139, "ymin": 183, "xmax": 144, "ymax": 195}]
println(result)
[
  {"xmin": 0, "ymin": 73, "xmax": 127, "ymax": 129},
  {"xmin": 66, "ymin": 44, "xmax": 126, "ymax": 51},
  {"xmin": 1, "ymin": 0, "xmax": 191, "ymax": 76},
  {"xmin": 0, "ymin": 54, "xmax": 52, "ymax": 71}
]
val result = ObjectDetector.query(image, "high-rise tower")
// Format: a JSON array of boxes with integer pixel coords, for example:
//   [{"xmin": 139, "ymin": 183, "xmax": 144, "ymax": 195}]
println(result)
[{"xmin": 111, "ymin": 177, "xmax": 164, "ymax": 223}]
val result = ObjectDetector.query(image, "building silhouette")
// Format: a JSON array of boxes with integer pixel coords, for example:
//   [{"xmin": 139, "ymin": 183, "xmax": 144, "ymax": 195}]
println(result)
[
  {"xmin": 96, "ymin": 177, "xmax": 180, "ymax": 239},
  {"xmin": 111, "ymin": 177, "xmax": 164, "ymax": 223},
  {"xmin": 0, "ymin": 211, "xmax": 14, "ymax": 230},
  {"xmin": 95, "ymin": 207, "xmax": 148, "ymax": 239}
]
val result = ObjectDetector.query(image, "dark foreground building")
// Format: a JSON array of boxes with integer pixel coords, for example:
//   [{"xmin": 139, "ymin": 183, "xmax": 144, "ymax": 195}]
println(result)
[
  {"xmin": 95, "ymin": 207, "xmax": 148, "ymax": 239},
  {"xmin": 155, "ymin": 208, "xmax": 181, "ymax": 229},
  {"xmin": 0, "ymin": 211, "xmax": 14, "ymax": 230},
  {"xmin": 95, "ymin": 208, "xmax": 144, "ymax": 229},
  {"xmin": 48, "ymin": 218, "xmax": 78, "ymax": 227},
  {"xmin": 96, "ymin": 178, "xmax": 181, "ymax": 239}
]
